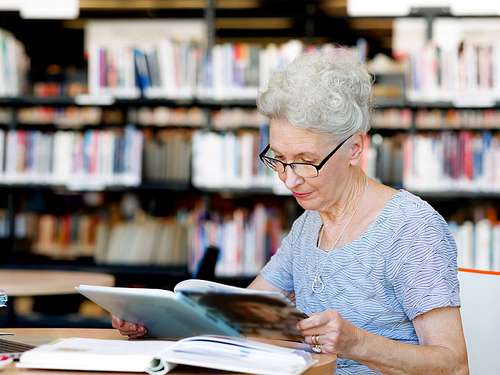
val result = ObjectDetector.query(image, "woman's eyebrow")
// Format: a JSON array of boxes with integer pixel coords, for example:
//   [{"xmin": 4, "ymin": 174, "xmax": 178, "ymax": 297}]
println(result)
[{"xmin": 270, "ymin": 147, "xmax": 319, "ymax": 159}]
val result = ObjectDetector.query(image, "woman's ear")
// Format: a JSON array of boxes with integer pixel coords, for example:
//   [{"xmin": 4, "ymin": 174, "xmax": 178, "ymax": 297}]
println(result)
[{"xmin": 348, "ymin": 132, "xmax": 365, "ymax": 166}]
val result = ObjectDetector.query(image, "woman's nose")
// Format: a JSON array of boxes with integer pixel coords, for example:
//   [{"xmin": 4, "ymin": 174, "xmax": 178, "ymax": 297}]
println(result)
[{"xmin": 281, "ymin": 165, "xmax": 303, "ymax": 189}]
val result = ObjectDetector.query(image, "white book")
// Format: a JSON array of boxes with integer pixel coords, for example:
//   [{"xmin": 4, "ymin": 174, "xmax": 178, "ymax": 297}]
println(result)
[
  {"xmin": 156, "ymin": 39, "xmax": 175, "ymax": 98},
  {"xmin": 186, "ymin": 43, "xmax": 198, "ymax": 98},
  {"xmin": 461, "ymin": 221, "xmax": 475, "ymax": 269},
  {"xmin": 195, "ymin": 132, "xmax": 223, "ymax": 188},
  {"xmin": 102, "ymin": 130, "xmax": 114, "ymax": 185},
  {"xmin": 212, "ymin": 45, "xmax": 224, "ymax": 99},
  {"xmin": 223, "ymin": 132, "xmax": 237, "ymax": 187},
  {"xmin": 17, "ymin": 337, "xmax": 177, "ymax": 373},
  {"xmin": 147, "ymin": 221, "xmax": 164, "ymax": 265},
  {"xmin": 18, "ymin": 335, "xmax": 317, "ymax": 375},
  {"xmin": 88, "ymin": 44, "xmax": 101, "ymax": 96},
  {"xmin": 239, "ymin": 131, "xmax": 254, "ymax": 187},
  {"xmin": 474, "ymin": 219, "xmax": 492, "ymax": 271},
  {"xmin": 128, "ymin": 223, "xmax": 160, "ymax": 265},
  {"xmin": 104, "ymin": 223, "xmax": 129, "ymax": 264},
  {"xmin": 52, "ymin": 131, "xmax": 73, "ymax": 186},
  {"xmin": 155, "ymin": 223, "xmax": 176, "ymax": 266},
  {"xmin": 3, "ymin": 29, "xmax": 18, "ymax": 96},
  {"xmin": 243, "ymin": 224, "xmax": 257, "ymax": 276},
  {"xmin": 75, "ymin": 280, "xmax": 307, "ymax": 341},
  {"xmin": 448, "ymin": 221, "xmax": 462, "ymax": 267},
  {"xmin": 123, "ymin": 44, "xmax": 136, "ymax": 94}
]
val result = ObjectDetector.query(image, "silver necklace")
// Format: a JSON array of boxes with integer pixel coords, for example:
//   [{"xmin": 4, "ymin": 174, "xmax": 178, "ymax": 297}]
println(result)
[{"xmin": 312, "ymin": 175, "xmax": 369, "ymax": 294}]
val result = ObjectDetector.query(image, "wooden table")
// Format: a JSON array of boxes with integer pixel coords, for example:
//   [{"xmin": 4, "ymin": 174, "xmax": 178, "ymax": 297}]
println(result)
[
  {"xmin": 0, "ymin": 270, "xmax": 115, "ymax": 297},
  {"xmin": 0, "ymin": 328, "xmax": 337, "ymax": 375},
  {"xmin": 0, "ymin": 269, "xmax": 115, "ymax": 327}
]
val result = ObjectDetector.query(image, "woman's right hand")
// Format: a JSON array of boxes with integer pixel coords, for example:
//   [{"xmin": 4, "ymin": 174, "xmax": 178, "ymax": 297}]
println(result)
[{"xmin": 111, "ymin": 314, "xmax": 147, "ymax": 338}]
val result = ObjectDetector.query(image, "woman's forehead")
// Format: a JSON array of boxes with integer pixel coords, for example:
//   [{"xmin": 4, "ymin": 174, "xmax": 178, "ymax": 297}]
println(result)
[{"xmin": 269, "ymin": 121, "xmax": 329, "ymax": 153}]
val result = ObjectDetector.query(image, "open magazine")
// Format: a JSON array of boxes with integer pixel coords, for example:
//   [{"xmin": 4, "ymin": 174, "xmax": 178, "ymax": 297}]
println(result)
[
  {"xmin": 17, "ymin": 335, "xmax": 318, "ymax": 375},
  {"xmin": 76, "ymin": 279, "xmax": 307, "ymax": 341}
]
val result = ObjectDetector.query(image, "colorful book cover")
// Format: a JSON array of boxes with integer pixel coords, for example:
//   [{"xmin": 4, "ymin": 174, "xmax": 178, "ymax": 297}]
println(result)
[{"xmin": 134, "ymin": 47, "xmax": 152, "ymax": 91}]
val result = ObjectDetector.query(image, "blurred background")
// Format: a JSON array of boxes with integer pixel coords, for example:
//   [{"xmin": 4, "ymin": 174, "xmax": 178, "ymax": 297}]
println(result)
[{"xmin": 1, "ymin": 0, "xmax": 500, "ymax": 329}]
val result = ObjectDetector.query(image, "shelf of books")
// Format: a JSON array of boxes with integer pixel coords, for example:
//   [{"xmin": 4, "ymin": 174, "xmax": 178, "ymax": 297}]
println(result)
[
  {"xmin": 0, "ymin": 193, "xmax": 290, "ymax": 278},
  {"xmin": 2, "ymin": 16, "xmax": 500, "ymax": 280}
]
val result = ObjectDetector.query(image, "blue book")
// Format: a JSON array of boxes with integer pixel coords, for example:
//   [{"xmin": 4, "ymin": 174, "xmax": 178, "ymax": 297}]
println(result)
[
  {"xmin": 122, "ymin": 125, "xmax": 136, "ymax": 173},
  {"xmin": 258, "ymin": 123, "xmax": 269, "ymax": 174},
  {"xmin": 134, "ymin": 47, "xmax": 152, "ymax": 91},
  {"xmin": 115, "ymin": 136, "xmax": 124, "ymax": 174},
  {"xmin": 83, "ymin": 130, "xmax": 93, "ymax": 174}
]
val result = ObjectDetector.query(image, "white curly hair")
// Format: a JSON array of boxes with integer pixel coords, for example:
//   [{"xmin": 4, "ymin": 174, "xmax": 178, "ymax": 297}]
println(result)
[{"xmin": 256, "ymin": 47, "xmax": 374, "ymax": 143}]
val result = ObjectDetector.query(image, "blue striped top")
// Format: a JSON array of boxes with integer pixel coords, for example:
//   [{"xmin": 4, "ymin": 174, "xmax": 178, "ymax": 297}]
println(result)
[{"xmin": 260, "ymin": 190, "xmax": 460, "ymax": 374}]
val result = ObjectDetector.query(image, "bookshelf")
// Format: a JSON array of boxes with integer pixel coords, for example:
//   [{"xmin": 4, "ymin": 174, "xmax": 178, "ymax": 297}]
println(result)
[{"xmin": 1, "ymin": 3, "xmax": 500, "ymax": 292}]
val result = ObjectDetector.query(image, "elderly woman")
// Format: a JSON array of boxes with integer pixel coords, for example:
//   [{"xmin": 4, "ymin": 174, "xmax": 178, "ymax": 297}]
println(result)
[{"xmin": 113, "ymin": 49, "xmax": 468, "ymax": 374}]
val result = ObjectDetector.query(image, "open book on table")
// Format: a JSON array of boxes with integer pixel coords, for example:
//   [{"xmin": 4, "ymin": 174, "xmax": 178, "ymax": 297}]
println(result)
[
  {"xmin": 76, "ymin": 279, "xmax": 307, "ymax": 341},
  {"xmin": 17, "ymin": 335, "xmax": 318, "ymax": 375}
]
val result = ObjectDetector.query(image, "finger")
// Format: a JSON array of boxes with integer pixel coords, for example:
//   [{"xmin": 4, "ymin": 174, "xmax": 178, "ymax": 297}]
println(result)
[
  {"xmin": 111, "ymin": 315, "xmax": 124, "ymax": 327},
  {"xmin": 296, "ymin": 313, "xmax": 324, "ymax": 331},
  {"xmin": 126, "ymin": 326, "xmax": 147, "ymax": 339},
  {"xmin": 305, "ymin": 335, "xmax": 314, "ymax": 345},
  {"xmin": 128, "ymin": 331, "xmax": 146, "ymax": 339},
  {"xmin": 115, "ymin": 322, "xmax": 138, "ymax": 334},
  {"xmin": 297, "ymin": 311, "xmax": 340, "ymax": 331}
]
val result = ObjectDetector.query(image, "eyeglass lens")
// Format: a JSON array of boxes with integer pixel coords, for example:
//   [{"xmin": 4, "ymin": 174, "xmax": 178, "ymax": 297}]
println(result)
[{"xmin": 262, "ymin": 157, "xmax": 318, "ymax": 178}]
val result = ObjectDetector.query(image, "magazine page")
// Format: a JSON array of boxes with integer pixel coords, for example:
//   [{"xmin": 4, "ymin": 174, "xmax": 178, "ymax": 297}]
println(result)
[
  {"xmin": 178, "ymin": 290, "xmax": 307, "ymax": 341},
  {"xmin": 151, "ymin": 335, "xmax": 317, "ymax": 375}
]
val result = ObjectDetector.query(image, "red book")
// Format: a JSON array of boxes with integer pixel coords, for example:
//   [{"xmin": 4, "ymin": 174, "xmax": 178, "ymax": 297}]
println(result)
[
  {"xmin": 59, "ymin": 215, "xmax": 72, "ymax": 250},
  {"xmin": 16, "ymin": 130, "xmax": 25, "ymax": 173},
  {"xmin": 461, "ymin": 130, "xmax": 473, "ymax": 181},
  {"xmin": 90, "ymin": 130, "xmax": 98, "ymax": 175},
  {"xmin": 99, "ymin": 48, "xmax": 108, "ymax": 88}
]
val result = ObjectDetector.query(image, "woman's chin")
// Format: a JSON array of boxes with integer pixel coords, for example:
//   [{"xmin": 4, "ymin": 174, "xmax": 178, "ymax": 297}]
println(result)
[{"xmin": 295, "ymin": 199, "xmax": 320, "ymax": 212}]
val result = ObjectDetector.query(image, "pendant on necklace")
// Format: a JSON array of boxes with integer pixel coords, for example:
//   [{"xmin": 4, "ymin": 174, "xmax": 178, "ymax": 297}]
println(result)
[{"xmin": 312, "ymin": 275, "xmax": 324, "ymax": 293}]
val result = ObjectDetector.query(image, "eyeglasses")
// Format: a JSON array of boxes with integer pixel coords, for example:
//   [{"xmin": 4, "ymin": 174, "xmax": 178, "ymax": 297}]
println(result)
[{"xmin": 259, "ymin": 135, "xmax": 352, "ymax": 178}]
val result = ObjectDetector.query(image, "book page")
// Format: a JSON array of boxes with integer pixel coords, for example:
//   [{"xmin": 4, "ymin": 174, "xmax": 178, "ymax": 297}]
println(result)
[
  {"xmin": 178, "ymin": 290, "xmax": 307, "ymax": 341},
  {"xmin": 154, "ymin": 335, "xmax": 317, "ymax": 375},
  {"xmin": 174, "ymin": 279, "xmax": 251, "ymax": 293}
]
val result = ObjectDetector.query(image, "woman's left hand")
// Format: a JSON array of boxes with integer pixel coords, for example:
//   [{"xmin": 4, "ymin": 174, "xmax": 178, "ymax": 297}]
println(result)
[{"xmin": 296, "ymin": 310, "xmax": 362, "ymax": 357}]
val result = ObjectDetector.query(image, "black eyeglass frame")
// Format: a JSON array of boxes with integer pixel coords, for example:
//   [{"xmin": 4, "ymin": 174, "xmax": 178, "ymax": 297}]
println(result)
[{"xmin": 258, "ymin": 134, "xmax": 353, "ymax": 178}]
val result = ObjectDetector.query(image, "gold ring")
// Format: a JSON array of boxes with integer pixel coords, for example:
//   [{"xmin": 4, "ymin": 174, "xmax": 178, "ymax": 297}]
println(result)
[{"xmin": 312, "ymin": 335, "xmax": 318, "ymax": 345}]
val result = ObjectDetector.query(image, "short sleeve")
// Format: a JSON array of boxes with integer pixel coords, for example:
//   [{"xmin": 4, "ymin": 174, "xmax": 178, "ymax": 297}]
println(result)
[
  {"xmin": 386, "ymin": 210, "xmax": 461, "ymax": 321},
  {"xmin": 260, "ymin": 211, "xmax": 311, "ymax": 292}
]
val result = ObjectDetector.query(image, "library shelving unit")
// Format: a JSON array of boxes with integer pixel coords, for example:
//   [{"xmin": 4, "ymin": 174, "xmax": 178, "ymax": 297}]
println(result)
[
  {"xmin": 2, "ymin": 3, "xmax": 500, "ymax": 296},
  {"xmin": 0, "ymin": 0, "xmax": 394, "ymax": 292}
]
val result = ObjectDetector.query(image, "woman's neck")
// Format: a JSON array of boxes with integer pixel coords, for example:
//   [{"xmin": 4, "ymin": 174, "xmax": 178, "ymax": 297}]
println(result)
[{"xmin": 318, "ymin": 170, "xmax": 369, "ymax": 232}]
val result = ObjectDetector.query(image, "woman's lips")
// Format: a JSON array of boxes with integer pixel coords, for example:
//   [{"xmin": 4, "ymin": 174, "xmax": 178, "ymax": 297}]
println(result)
[{"xmin": 292, "ymin": 192, "xmax": 312, "ymax": 198}]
